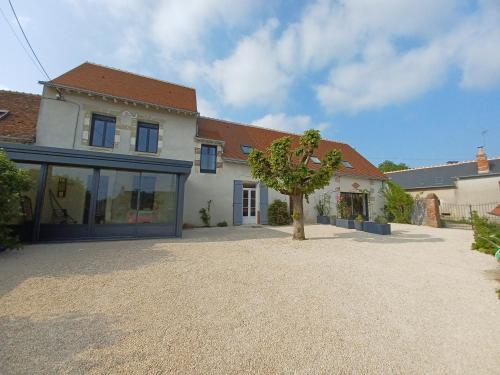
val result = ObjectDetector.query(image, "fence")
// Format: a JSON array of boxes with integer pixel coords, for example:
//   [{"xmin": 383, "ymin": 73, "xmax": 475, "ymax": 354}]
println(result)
[{"xmin": 439, "ymin": 202, "xmax": 500, "ymax": 224}]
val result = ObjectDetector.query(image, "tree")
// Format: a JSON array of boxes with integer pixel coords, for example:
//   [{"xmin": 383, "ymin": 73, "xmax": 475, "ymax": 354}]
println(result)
[
  {"xmin": 378, "ymin": 160, "xmax": 409, "ymax": 173},
  {"xmin": 248, "ymin": 130, "xmax": 342, "ymax": 240},
  {"xmin": 382, "ymin": 181, "xmax": 414, "ymax": 223},
  {"xmin": 0, "ymin": 149, "xmax": 32, "ymax": 249}
]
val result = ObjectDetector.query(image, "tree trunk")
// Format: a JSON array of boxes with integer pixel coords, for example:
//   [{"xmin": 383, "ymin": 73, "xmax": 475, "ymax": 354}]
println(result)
[{"xmin": 291, "ymin": 193, "xmax": 306, "ymax": 240}]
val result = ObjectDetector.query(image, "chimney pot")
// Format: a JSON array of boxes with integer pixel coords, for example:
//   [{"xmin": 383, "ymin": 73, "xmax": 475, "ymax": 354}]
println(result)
[{"xmin": 476, "ymin": 146, "xmax": 490, "ymax": 174}]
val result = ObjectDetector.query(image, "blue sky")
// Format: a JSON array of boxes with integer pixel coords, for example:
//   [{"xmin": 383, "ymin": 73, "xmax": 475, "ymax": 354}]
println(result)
[{"xmin": 1, "ymin": 0, "xmax": 499, "ymax": 167}]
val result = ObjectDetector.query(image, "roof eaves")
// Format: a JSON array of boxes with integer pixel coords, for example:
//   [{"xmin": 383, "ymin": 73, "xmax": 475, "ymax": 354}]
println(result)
[{"xmin": 40, "ymin": 81, "xmax": 200, "ymax": 116}]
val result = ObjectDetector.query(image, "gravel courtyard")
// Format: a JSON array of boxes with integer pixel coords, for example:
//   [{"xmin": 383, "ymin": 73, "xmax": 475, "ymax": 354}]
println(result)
[{"xmin": 1, "ymin": 224, "xmax": 499, "ymax": 374}]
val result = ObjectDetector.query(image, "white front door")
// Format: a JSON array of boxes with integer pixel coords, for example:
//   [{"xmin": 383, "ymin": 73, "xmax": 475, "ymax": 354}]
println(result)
[{"xmin": 242, "ymin": 187, "xmax": 257, "ymax": 224}]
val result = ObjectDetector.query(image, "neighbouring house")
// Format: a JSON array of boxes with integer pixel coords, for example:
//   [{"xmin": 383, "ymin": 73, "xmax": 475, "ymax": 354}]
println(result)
[
  {"xmin": 386, "ymin": 147, "xmax": 500, "ymax": 222},
  {"xmin": 0, "ymin": 90, "xmax": 40, "ymax": 144},
  {"xmin": 0, "ymin": 62, "xmax": 386, "ymax": 242}
]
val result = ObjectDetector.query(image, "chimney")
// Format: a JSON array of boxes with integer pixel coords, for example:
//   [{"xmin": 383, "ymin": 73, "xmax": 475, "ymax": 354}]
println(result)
[{"xmin": 476, "ymin": 146, "xmax": 490, "ymax": 174}]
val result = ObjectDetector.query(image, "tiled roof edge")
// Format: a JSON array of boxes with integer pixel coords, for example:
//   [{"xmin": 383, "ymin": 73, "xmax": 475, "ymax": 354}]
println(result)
[
  {"xmin": 385, "ymin": 157, "xmax": 500, "ymax": 174},
  {"xmin": 62, "ymin": 61, "xmax": 197, "ymax": 91},
  {"xmin": 199, "ymin": 116, "xmax": 349, "ymax": 146}
]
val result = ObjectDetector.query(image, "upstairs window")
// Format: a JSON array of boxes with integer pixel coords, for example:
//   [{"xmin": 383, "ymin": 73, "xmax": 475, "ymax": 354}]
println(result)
[
  {"xmin": 241, "ymin": 145, "xmax": 253, "ymax": 154},
  {"xmin": 136, "ymin": 122, "xmax": 159, "ymax": 153},
  {"xmin": 341, "ymin": 160, "xmax": 353, "ymax": 168},
  {"xmin": 310, "ymin": 156, "xmax": 321, "ymax": 164},
  {"xmin": 90, "ymin": 114, "xmax": 116, "ymax": 148},
  {"xmin": 200, "ymin": 144, "xmax": 217, "ymax": 173},
  {"xmin": 0, "ymin": 109, "xmax": 9, "ymax": 120}
]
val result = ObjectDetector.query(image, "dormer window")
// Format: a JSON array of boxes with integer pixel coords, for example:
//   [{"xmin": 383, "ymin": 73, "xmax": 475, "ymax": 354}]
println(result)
[
  {"xmin": 341, "ymin": 160, "xmax": 353, "ymax": 168},
  {"xmin": 310, "ymin": 156, "xmax": 321, "ymax": 164},
  {"xmin": 0, "ymin": 109, "xmax": 9, "ymax": 120},
  {"xmin": 241, "ymin": 145, "xmax": 253, "ymax": 154}
]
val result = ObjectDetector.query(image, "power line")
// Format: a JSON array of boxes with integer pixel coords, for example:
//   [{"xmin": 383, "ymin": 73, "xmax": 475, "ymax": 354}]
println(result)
[
  {"xmin": 8, "ymin": 0, "xmax": 50, "ymax": 80},
  {"xmin": 0, "ymin": 6, "xmax": 45, "ymax": 77}
]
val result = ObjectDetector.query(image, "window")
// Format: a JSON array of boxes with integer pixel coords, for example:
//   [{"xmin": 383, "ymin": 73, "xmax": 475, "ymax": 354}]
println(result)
[
  {"xmin": 0, "ymin": 109, "xmax": 9, "ymax": 120},
  {"xmin": 310, "ymin": 156, "xmax": 321, "ymax": 164},
  {"xmin": 200, "ymin": 144, "xmax": 217, "ymax": 173},
  {"xmin": 136, "ymin": 122, "xmax": 159, "ymax": 153},
  {"xmin": 341, "ymin": 160, "xmax": 353, "ymax": 168},
  {"xmin": 90, "ymin": 114, "xmax": 116, "ymax": 148},
  {"xmin": 241, "ymin": 145, "xmax": 253, "ymax": 154}
]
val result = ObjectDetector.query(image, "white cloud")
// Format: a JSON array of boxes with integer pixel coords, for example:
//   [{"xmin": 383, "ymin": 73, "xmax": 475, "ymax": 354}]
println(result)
[
  {"xmin": 150, "ymin": 0, "xmax": 258, "ymax": 60},
  {"xmin": 197, "ymin": 97, "xmax": 218, "ymax": 117},
  {"xmin": 0, "ymin": 84, "xmax": 11, "ymax": 91},
  {"xmin": 209, "ymin": 19, "xmax": 291, "ymax": 107},
  {"xmin": 253, "ymin": 113, "xmax": 329, "ymax": 134},
  {"xmin": 316, "ymin": 40, "xmax": 451, "ymax": 112}
]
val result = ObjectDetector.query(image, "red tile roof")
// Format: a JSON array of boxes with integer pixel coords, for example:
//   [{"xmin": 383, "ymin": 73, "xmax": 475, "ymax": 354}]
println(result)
[
  {"xmin": 48, "ymin": 62, "xmax": 198, "ymax": 113},
  {"xmin": 0, "ymin": 90, "xmax": 40, "ymax": 143},
  {"xmin": 197, "ymin": 117, "xmax": 385, "ymax": 179}
]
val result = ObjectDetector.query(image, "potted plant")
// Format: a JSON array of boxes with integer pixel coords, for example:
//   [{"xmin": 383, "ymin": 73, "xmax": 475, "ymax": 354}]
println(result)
[
  {"xmin": 363, "ymin": 215, "xmax": 391, "ymax": 235},
  {"xmin": 330, "ymin": 215, "xmax": 337, "ymax": 226},
  {"xmin": 354, "ymin": 214, "xmax": 364, "ymax": 231},
  {"xmin": 335, "ymin": 196, "xmax": 355, "ymax": 229},
  {"xmin": 315, "ymin": 193, "xmax": 331, "ymax": 224}
]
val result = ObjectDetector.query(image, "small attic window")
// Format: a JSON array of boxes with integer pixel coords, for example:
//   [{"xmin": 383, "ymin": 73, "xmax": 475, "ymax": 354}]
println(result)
[
  {"xmin": 341, "ymin": 160, "xmax": 353, "ymax": 168},
  {"xmin": 241, "ymin": 145, "xmax": 253, "ymax": 154},
  {"xmin": 310, "ymin": 156, "xmax": 321, "ymax": 164},
  {"xmin": 0, "ymin": 110, "xmax": 9, "ymax": 120}
]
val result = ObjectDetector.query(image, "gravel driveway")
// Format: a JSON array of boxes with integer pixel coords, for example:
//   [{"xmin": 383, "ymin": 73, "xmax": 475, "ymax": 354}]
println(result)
[{"xmin": 1, "ymin": 224, "xmax": 499, "ymax": 374}]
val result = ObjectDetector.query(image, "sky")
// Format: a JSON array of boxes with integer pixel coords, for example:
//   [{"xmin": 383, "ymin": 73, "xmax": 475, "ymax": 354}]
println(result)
[{"xmin": 1, "ymin": 0, "xmax": 499, "ymax": 168}]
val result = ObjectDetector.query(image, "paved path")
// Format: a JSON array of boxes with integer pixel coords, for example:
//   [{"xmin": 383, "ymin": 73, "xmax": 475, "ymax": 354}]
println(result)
[{"xmin": 1, "ymin": 224, "xmax": 499, "ymax": 374}]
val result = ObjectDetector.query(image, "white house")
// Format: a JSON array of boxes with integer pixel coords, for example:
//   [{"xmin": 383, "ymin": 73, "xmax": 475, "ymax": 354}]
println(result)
[{"xmin": 0, "ymin": 62, "xmax": 386, "ymax": 241}]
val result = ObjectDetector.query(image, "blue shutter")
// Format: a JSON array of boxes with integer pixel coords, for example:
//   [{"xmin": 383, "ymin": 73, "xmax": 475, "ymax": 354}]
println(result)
[
  {"xmin": 259, "ymin": 183, "xmax": 268, "ymax": 224},
  {"xmin": 233, "ymin": 180, "xmax": 243, "ymax": 225}
]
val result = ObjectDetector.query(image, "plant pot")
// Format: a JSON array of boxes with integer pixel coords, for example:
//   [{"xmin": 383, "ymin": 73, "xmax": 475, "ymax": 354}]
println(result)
[
  {"xmin": 363, "ymin": 221, "xmax": 391, "ymax": 235},
  {"xmin": 316, "ymin": 215, "xmax": 330, "ymax": 224},
  {"xmin": 330, "ymin": 218, "xmax": 336, "ymax": 226},
  {"xmin": 336, "ymin": 218, "xmax": 355, "ymax": 229},
  {"xmin": 354, "ymin": 221, "xmax": 364, "ymax": 231}
]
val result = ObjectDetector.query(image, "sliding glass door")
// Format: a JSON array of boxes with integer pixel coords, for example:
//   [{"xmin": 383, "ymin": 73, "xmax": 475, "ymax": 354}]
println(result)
[
  {"xmin": 39, "ymin": 165, "xmax": 94, "ymax": 240},
  {"xmin": 92, "ymin": 169, "xmax": 178, "ymax": 238},
  {"xmin": 34, "ymin": 165, "xmax": 178, "ymax": 240}
]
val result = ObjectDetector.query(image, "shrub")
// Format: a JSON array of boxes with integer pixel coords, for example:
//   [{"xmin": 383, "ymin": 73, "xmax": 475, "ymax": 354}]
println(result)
[
  {"xmin": 199, "ymin": 200, "xmax": 212, "ymax": 227},
  {"xmin": 216, "ymin": 221, "xmax": 228, "ymax": 227},
  {"xmin": 382, "ymin": 181, "xmax": 414, "ymax": 223},
  {"xmin": 268, "ymin": 200, "xmax": 291, "ymax": 226},
  {"xmin": 336, "ymin": 196, "xmax": 349, "ymax": 219},
  {"xmin": 374, "ymin": 215, "xmax": 388, "ymax": 224},
  {"xmin": 0, "ymin": 149, "xmax": 32, "ymax": 249},
  {"xmin": 314, "ymin": 193, "xmax": 331, "ymax": 216},
  {"xmin": 355, "ymin": 214, "xmax": 364, "ymax": 222},
  {"xmin": 471, "ymin": 212, "xmax": 500, "ymax": 256}
]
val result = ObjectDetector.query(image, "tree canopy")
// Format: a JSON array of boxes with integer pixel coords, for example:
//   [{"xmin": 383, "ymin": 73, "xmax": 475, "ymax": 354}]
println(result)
[
  {"xmin": 378, "ymin": 160, "xmax": 410, "ymax": 173},
  {"xmin": 248, "ymin": 129, "xmax": 342, "ymax": 239}
]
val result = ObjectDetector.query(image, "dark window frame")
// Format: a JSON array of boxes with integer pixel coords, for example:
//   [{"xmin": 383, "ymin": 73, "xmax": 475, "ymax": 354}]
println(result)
[
  {"xmin": 90, "ymin": 114, "xmax": 116, "ymax": 148},
  {"xmin": 241, "ymin": 144, "xmax": 253, "ymax": 154},
  {"xmin": 136, "ymin": 122, "xmax": 159, "ymax": 153},
  {"xmin": 341, "ymin": 160, "xmax": 353, "ymax": 168},
  {"xmin": 200, "ymin": 144, "xmax": 217, "ymax": 174}
]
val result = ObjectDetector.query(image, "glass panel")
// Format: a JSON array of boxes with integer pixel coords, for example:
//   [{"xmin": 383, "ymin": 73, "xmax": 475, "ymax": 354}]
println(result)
[
  {"xmin": 148, "ymin": 128, "xmax": 158, "ymax": 153},
  {"xmin": 250, "ymin": 190, "xmax": 256, "ymax": 216},
  {"xmin": 41, "ymin": 165, "xmax": 93, "ymax": 224},
  {"xmin": 96, "ymin": 169, "xmax": 140, "ymax": 224},
  {"xmin": 243, "ymin": 190, "xmax": 249, "ymax": 217},
  {"xmin": 10, "ymin": 163, "xmax": 41, "ymax": 226},
  {"xmin": 137, "ymin": 126, "xmax": 148, "ymax": 152},
  {"xmin": 104, "ymin": 121, "xmax": 116, "ymax": 148},
  {"xmin": 91, "ymin": 119, "xmax": 105, "ymax": 146},
  {"xmin": 138, "ymin": 173, "xmax": 177, "ymax": 224}
]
